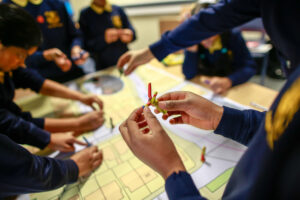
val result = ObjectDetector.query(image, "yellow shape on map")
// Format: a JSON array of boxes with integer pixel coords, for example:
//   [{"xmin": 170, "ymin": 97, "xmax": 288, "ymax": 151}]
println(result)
[
  {"xmin": 101, "ymin": 181, "xmax": 123, "ymax": 200},
  {"xmin": 121, "ymin": 170, "xmax": 144, "ymax": 192},
  {"xmin": 84, "ymin": 190, "xmax": 104, "ymax": 200}
]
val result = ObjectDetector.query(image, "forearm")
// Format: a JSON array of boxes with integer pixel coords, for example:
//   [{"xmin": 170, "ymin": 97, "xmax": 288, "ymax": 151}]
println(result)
[
  {"xmin": 0, "ymin": 135, "xmax": 78, "ymax": 197},
  {"xmin": 215, "ymin": 106, "xmax": 265, "ymax": 146},
  {"xmin": 44, "ymin": 118, "xmax": 79, "ymax": 133},
  {"xmin": 0, "ymin": 109, "xmax": 50, "ymax": 149},
  {"xmin": 40, "ymin": 79, "xmax": 85, "ymax": 101},
  {"xmin": 150, "ymin": 0, "xmax": 259, "ymax": 60}
]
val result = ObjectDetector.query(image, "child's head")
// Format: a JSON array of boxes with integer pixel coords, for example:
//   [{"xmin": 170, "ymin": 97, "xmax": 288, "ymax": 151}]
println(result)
[
  {"xmin": 0, "ymin": 3, "xmax": 42, "ymax": 71},
  {"xmin": 92, "ymin": 0, "xmax": 106, "ymax": 7}
]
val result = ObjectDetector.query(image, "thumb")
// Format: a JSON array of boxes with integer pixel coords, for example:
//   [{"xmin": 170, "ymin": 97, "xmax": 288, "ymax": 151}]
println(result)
[
  {"xmin": 124, "ymin": 59, "xmax": 136, "ymax": 75},
  {"xmin": 158, "ymin": 100, "xmax": 187, "ymax": 111},
  {"xmin": 74, "ymin": 138, "xmax": 88, "ymax": 146},
  {"xmin": 63, "ymin": 143, "xmax": 75, "ymax": 152},
  {"xmin": 143, "ymin": 107, "xmax": 162, "ymax": 133},
  {"xmin": 117, "ymin": 52, "xmax": 130, "ymax": 69}
]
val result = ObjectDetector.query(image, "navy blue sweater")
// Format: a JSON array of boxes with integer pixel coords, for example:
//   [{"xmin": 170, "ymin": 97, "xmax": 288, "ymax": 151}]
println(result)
[
  {"xmin": 79, "ymin": 5, "xmax": 136, "ymax": 70},
  {"xmin": 0, "ymin": 68, "xmax": 80, "ymax": 197},
  {"xmin": 3, "ymin": 0, "xmax": 84, "ymax": 82},
  {"xmin": 0, "ymin": 68, "xmax": 50, "ymax": 149},
  {"xmin": 0, "ymin": 134, "xmax": 78, "ymax": 198},
  {"xmin": 148, "ymin": 0, "xmax": 300, "ymax": 199},
  {"xmin": 183, "ymin": 30, "xmax": 256, "ymax": 86}
]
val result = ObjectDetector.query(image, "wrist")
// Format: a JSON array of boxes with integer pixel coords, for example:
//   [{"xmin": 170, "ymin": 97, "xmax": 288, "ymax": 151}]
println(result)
[
  {"xmin": 212, "ymin": 106, "xmax": 224, "ymax": 130},
  {"xmin": 47, "ymin": 134, "xmax": 54, "ymax": 149},
  {"xmin": 75, "ymin": 93, "xmax": 86, "ymax": 102},
  {"xmin": 43, "ymin": 50, "xmax": 53, "ymax": 61},
  {"xmin": 145, "ymin": 48, "xmax": 154, "ymax": 61},
  {"xmin": 162, "ymin": 160, "xmax": 186, "ymax": 180}
]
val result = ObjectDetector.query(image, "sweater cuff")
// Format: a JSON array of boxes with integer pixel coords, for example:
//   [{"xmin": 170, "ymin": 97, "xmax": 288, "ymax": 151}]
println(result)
[
  {"xmin": 31, "ymin": 118, "xmax": 45, "ymax": 129},
  {"xmin": 149, "ymin": 37, "xmax": 172, "ymax": 61},
  {"xmin": 165, "ymin": 171, "xmax": 201, "ymax": 199},
  {"xmin": 215, "ymin": 106, "xmax": 244, "ymax": 137},
  {"xmin": 64, "ymin": 159, "xmax": 79, "ymax": 183},
  {"xmin": 33, "ymin": 51, "xmax": 47, "ymax": 63},
  {"xmin": 29, "ymin": 128, "xmax": 51, "ymax": 149},
  {"xmin": 227, "ymin": 75, "xmax": 237, "ymax": 86}
]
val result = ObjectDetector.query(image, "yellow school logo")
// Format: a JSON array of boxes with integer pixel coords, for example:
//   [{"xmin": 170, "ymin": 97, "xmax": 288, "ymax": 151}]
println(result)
[
  {"xmin": 0, "ymin": 72, "xmax": 4, "ymax": 84},
  {"xmin": 112, "ymin": 15, "xmax": 122, "ymax": 28},
  {"xmin": 44, "ymin": 11, "xmax": 63, "ymax": 29},
  {"xmin": 265, "ymin": 77, "xmax": 300, "ymax": 149}
]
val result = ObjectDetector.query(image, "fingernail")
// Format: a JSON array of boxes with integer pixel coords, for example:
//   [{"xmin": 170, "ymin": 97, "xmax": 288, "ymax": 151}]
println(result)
[{"xmin": 204, "ymin": 80, "xmax": 210, "ymax": 84}]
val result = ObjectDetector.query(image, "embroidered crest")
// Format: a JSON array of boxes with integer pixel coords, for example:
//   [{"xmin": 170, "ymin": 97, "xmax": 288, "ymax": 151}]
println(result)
[
  {"xmin": 265, "ymin": 78, "xmax": 300, "ymax": 149},
  {"xmin": 44, "ymin": 11, "xmax": 63, "ymax": 29},
  {"xmin": 111, "ymin": 15, "xmax": 122, "ymax": 28},
  {"xmin": 0, "ymin": 72, "xmax": 4, "ymax": 84}
]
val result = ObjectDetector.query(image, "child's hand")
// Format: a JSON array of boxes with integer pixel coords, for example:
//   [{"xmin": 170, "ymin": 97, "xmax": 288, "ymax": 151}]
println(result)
[
  {"xmin": 119, "ymin": 29, "xmax": 133, "ymax": 43},
  {"xmin": 70, "ymin": 146, "xmax": 103, "ymax": 177},
  {"xmin": 117, "ymin": 48, "xmax": 154, "ymax": 76},
  {"xmin": 43, "ymin": 48, "xmax": 72, "ymax": 72},
  {"xmin": 71, "ymin": 46, "xmax": 89, "ymax": 66},
  {"xmin": 105, "ymin": 28, "xmax": 119, "ymax": 43},
  {"xmin": 48, "ymin": 132, "xmax": 87, "ymax": 152},
  {"xmin": 76, "ymin": 111, "xmax": 104, "ymax": 132},
  {"xmin": 204, "ymin": 77, "xmax": 232, "ymax": 94},
  {"xmin": 80, "ymin": 94, "xmax": 104, "ymax": 110},
  {"xmin": 120, "ymin": 107, "xmax": 186, "ymax": 180},
  {"xmin": 156, "ymin": 91, "xmax": 224, "ymax": 130}
]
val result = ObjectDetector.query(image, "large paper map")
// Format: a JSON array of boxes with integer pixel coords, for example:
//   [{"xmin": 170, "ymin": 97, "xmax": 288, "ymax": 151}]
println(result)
[{"xmin": 17, "ymin": 64, "xmax": 247, "ymax": 200}]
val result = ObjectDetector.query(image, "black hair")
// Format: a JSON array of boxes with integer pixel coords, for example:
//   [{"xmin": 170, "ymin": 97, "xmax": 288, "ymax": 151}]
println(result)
[{"xmin": 0, "ymin": 3, "xmax": 42, "ymax": 49}]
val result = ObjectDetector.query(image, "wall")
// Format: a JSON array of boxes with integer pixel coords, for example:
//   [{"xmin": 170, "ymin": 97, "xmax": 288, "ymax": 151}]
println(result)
[{"xmin": 70, "ymin": 0, "xmax": 189, "ymax": 50}]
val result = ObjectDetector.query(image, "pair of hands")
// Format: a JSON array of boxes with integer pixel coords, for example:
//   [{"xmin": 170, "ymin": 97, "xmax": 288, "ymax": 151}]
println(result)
[
  {"xmin": 43, "ymin": 46, "xmax": 89, "ymax": 71},
  {"xmin": 201, "ymin": 76, "xmax": 232, "ymax": 94},
  {"xmin": 105, "ymin": 28, "xmax": 133, "ymax": 44},
  {"xmin": 120, "ymin": 91, "xmax": 224, "ymax": 179},
  {"xmin": 70, "ymin": 146, "xmax": 103, "ymax": 177},
  {"xmin": 116, "ymin": 48, "xmax": 233, "ymax": 94},
  {"xmin": 76, "ymin": 94, "xmax": 105, "ymax": 133},
  {"xmin": 46, "ymin": 94, "xmax": 104, "ymax": 149},
  {"xmin": 48, "ymin": 133, "xmax": 103, "ymax": 178},
  {"xmin": 117, "ymin": 48, "xmax": 153, "ymax": 75}
]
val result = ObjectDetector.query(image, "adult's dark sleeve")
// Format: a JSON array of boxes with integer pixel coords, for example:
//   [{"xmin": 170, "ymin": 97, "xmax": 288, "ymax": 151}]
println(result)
[
  {"xmin": 150, "ymin": 0, "xmax": 260, "ymax": 60},
  {"xmin": 215, "ymin": 106, "xmax": 265, "ymax": 146},
  {"xmin": 165, "ymin": 171, "xmax": 206, "ymax": 200}
]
